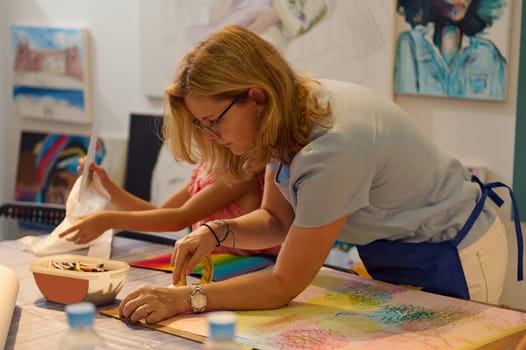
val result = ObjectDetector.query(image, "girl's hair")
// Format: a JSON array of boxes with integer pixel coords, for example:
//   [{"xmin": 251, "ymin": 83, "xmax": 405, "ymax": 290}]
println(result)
[{"xmin": 163, "ymin": 25, "xmax": 331, "ymax": 182}]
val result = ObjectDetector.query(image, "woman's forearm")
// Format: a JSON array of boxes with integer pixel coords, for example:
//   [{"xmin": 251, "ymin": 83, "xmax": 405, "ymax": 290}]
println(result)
[{"xmin": 212, "ymin": 208, "xmax": 289, "ymax": 250}]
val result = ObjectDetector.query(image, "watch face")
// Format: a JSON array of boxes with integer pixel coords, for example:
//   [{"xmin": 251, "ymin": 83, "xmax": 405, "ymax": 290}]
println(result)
[
  {"xmin": 190, "ymin": 285, "xmax": 207, "ymax": 312},
  {"xmin": 192, "ymin": 292, "xmax": 207, "ymax": 308}
]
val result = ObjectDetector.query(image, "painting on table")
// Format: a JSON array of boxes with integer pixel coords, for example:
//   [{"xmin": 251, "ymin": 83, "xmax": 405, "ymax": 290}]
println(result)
[
  {"xmin": 102, "ymin": 267, "xmax": 526, "ymax": 349},
  {"xmin": 11, "ymin": 25, "xmax": 91, "ymax": 123}
]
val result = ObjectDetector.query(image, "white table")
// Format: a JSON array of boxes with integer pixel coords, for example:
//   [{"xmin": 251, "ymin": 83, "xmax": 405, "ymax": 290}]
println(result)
[{"xmin": 1, "ymin": 235, "xmax": 202, "ymax": 349}]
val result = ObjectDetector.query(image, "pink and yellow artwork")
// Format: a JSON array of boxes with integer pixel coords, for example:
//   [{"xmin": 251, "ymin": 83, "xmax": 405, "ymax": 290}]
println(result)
[{"xmin": 103, "ymin": 267, "xmax": 526, "ymax": 349}]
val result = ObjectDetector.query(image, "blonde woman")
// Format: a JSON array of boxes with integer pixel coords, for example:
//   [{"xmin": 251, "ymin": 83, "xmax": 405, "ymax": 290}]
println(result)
[{"xmin": 119, "ymin": 25, "xmax": 521, "ymax": 323}]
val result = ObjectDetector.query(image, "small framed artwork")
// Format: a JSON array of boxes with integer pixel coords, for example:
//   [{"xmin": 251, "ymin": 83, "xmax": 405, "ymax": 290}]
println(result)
[
  {"xmin": 15, "ymin": 131, "xmax": 126, "ymax": 205},
  {"xmin": 11, "ymin": 25, "xmax": 91, "ymax": 123},
  {"xmin": 393, "ymin": 0, "xmax": 512, "ymax": 101}
]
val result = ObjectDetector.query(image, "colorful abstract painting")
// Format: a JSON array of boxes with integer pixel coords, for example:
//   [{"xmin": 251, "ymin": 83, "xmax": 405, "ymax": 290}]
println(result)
[
  {"xmin": 103, "ymin": 267, "xmax": 526, "ymax": 349},
  {"xmin": 15, "ymin": 131, "xmax": 126, "ymax": 206},
  {"xmin": 11, "ymin": 25, "xmax": 91, "ymax": 123},
  {"xmin": 129, "ymin": 252, "xmax": 275, "ymax": 281}
]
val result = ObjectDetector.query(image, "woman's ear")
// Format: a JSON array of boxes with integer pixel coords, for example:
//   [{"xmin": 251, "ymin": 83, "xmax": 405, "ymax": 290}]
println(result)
[{"xmin": 248, "ymin": 87, "xmax": 268, "ymax": 105}]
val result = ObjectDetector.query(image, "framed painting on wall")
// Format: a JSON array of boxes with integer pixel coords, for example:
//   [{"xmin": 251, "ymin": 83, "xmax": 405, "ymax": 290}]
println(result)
[
  {"xmin": 14, "ymin": 131, "xmax": 126, "ymax": 206},
  {"xmin": 393, "ymin": 0, "xmax": 513, "ymax": 101},
  {"xmin": 11, "ymin": 25, "xmax": 91, "ymax": 123}
]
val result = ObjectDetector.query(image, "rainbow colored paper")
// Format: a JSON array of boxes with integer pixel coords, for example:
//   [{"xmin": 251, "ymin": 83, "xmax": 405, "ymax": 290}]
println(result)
[{"xmin": 129, "ymin": 253, "xmax": 275, "ymax": 281}]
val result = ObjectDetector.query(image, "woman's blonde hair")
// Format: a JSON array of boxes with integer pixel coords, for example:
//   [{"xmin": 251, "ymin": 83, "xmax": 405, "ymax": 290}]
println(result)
[{"xmin": 163, "ymin": 25, "xmax": 330, "ymax": 182}]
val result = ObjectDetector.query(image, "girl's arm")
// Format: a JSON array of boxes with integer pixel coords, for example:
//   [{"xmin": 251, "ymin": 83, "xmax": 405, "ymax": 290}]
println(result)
[
  {"xmin": 85, "ymin": 161, "xmax": 156, "ymax": 210},
  {"xmin": 59, "ymin": 175, "xmax": 260, "ymax": 244}
]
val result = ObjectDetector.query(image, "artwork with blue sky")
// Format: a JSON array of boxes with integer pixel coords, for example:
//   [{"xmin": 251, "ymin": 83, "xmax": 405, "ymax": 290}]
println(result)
[{"xmin": 11, "ymin": 25, "xmax": 91, "ymax": 123}]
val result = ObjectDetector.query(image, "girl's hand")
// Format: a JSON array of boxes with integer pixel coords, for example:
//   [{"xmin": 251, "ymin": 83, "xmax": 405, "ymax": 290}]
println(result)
[
  {"xmin": 76, "ymin": 156, "xmax": 88, "ymax": 175},
  {"xmin": 58, "ymin": 211, "xmax": 109, "ymax": 244},
  {"xmin": 77, "ymin": 157, "xmax": 112, "ymax": 191},
  {"xmin": 171, "ymin": 224, "xmax": 218, "ymax": 285}
]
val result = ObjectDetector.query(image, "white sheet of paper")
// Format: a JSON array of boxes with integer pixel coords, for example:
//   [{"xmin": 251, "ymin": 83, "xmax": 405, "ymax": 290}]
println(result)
[{"xmin": 80, "ymin": 120, "xmax": 99, "ymax": 202}]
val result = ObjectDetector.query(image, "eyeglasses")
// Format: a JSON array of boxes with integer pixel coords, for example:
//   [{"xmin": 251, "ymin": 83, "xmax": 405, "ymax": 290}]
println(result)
[{"xmin": 192, "ymin": 95, "xmax": 242, "ymax": 137}]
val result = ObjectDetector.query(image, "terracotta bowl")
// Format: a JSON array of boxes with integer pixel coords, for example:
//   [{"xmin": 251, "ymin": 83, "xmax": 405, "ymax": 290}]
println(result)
[{"xmin": 29, "ymin": 254, "xmax": 129, "ymax": 306}]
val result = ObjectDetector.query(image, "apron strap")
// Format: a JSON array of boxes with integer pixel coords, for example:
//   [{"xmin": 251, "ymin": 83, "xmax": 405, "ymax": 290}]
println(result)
[{"xmin": 454, "ymin": 175, "xmax": 523, "ymax": 281}]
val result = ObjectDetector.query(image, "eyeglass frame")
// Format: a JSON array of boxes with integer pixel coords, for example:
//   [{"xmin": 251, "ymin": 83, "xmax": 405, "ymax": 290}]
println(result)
[{"xmin": 192, "ymin": 94, "xmax": 243, "ymax": 137}]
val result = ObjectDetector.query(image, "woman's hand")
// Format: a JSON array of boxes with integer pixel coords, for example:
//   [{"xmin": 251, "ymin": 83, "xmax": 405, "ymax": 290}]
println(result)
[
  {"xmin": 58, "ymin": 211, "xmax": 110, "ymax": 244},
  {"xmin": 119, "ymin": 285, "xmax": 183, "ymax": 323},
  {"xmin": 171, "ymin": 224, "xmax": 218, "ymax": 285}
]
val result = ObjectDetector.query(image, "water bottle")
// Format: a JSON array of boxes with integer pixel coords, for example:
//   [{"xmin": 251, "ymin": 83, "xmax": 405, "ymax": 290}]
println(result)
[
  {"xmin": 60, "ymin": 302, "xmax": 108, "ymax": 350},
  {"xmin": 203, "ymin": 311, "xmax": 243, "ymax": 349}
]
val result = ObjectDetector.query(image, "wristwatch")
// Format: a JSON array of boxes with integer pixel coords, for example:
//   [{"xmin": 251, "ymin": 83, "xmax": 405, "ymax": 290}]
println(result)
[{"xmin": 188, "ymin": 284, "xmax": 207, "ymax": 313}]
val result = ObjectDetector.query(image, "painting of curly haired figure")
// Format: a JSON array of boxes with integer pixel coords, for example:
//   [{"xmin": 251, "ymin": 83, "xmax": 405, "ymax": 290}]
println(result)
[{"xmin": 394, "ymin": 0, "xmax": 511, "ymax": 101}]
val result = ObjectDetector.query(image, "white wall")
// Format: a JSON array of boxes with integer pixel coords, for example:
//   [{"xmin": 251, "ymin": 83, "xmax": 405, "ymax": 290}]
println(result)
[{"xmin": 2, "ymin": 0, "xmax": 525, "ymax": 309}]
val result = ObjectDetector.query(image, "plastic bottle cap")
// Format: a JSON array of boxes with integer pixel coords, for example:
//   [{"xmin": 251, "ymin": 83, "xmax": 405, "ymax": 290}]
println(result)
[
  {"xmin": 207, "ymin": 311, "xmax": 236, "ymax": 340},
  {"xmin": 65, "ymin": 302, "xmax": 96, "ymax": 328}
]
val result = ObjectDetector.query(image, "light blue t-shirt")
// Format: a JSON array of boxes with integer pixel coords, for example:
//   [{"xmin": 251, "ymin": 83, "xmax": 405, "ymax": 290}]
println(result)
[{"xmin": 269, "ymin": 80, "xmax": 495, "ymax": 248}]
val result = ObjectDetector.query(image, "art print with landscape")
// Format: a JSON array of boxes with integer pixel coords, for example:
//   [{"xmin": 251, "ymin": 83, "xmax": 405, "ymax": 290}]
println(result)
[
  {"xmin": 11, "ymin": 25, "xmax": 91, "ymax": 123},
  {"xmin": 394, "ymin": 0, "xmax": 512, "ymax": 101}
]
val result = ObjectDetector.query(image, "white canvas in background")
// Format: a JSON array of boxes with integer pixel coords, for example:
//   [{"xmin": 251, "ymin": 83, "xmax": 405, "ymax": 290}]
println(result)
[{"xmin": 139, "ymin": 0, "xmax": 395, "ymax": 98}]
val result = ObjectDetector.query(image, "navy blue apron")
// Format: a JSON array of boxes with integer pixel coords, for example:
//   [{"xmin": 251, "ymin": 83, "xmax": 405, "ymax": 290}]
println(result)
[{"xmin": 356, "ymin": 175, "xmax": 524, "ymax": 299}]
